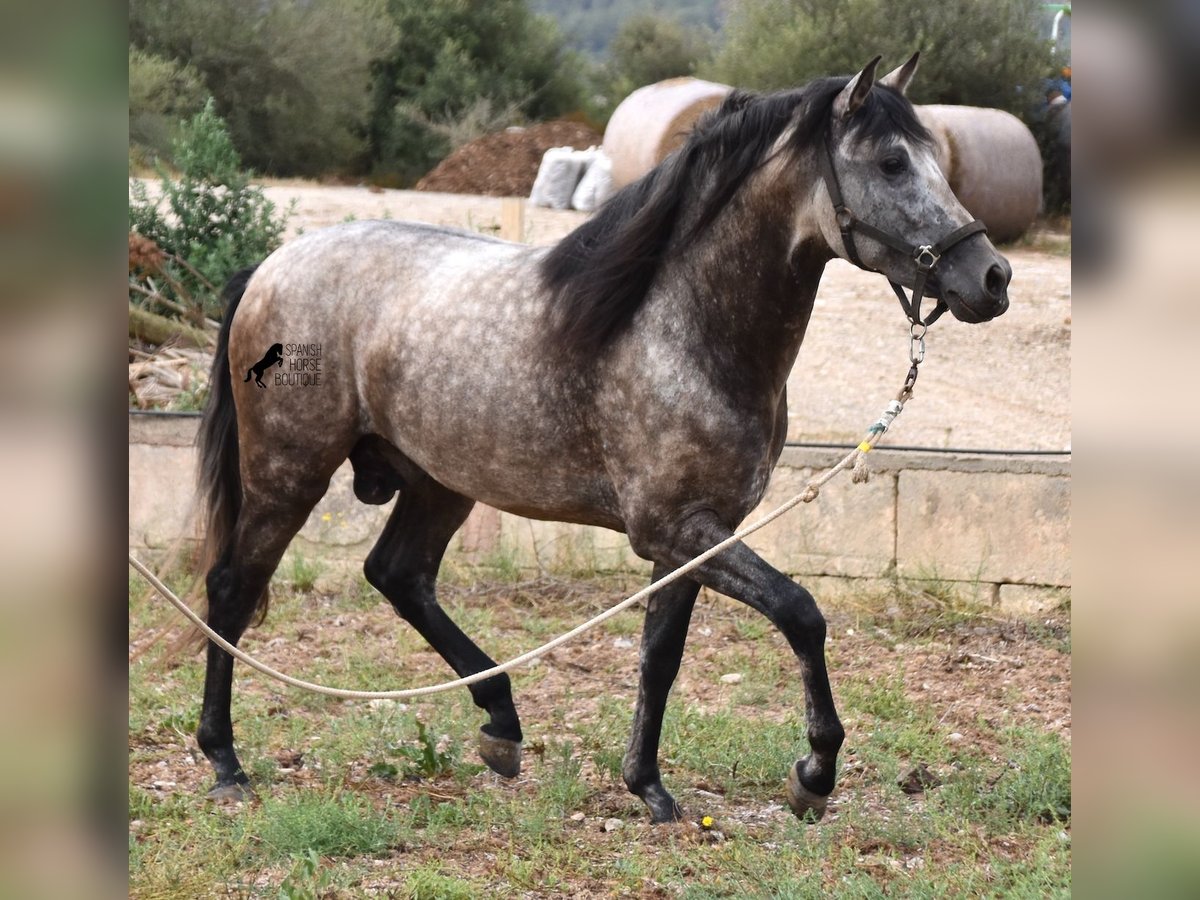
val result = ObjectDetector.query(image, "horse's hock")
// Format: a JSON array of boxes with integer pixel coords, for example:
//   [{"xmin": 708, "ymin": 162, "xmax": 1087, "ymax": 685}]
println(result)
[
  {"xmin": 603, "ymin": 79, "xmax": 1043, "ymax": 242},
  {"xmin": 129, "ymin": 414, "xmax": 1070, "ymax": 616}
]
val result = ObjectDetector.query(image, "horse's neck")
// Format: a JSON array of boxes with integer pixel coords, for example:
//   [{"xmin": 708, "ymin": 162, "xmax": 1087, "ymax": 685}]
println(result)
[{"xmin": 669, "ymin": 187, "xmax": 829, "ymax": 395}]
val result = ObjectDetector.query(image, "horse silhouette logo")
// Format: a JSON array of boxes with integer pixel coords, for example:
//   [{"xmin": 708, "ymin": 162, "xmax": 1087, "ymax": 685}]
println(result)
[{"xmin": 245, "ymin": 343, "xmax": 284, "ymax": 388}]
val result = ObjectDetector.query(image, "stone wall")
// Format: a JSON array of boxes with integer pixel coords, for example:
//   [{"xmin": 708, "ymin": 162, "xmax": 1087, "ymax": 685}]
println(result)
[{"xmin": 129, "ymin": 414, "xmax": 1069, "ymax": 615}]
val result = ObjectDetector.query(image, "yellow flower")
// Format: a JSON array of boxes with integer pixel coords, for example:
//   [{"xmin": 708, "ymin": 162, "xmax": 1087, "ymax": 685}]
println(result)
[{"xmin": 700, "ymin": 816, "xmax": 714, "ymax": 830}]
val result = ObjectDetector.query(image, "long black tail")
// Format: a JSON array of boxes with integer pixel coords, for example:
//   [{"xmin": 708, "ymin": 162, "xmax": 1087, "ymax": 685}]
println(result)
[{"xmin": 197, "ymin": 267, "xmax": 258, "ymax": 581}]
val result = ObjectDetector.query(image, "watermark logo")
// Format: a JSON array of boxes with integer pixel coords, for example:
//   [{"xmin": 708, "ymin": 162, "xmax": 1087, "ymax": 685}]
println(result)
[
  {"xmin": 244, "ymin": 343, "xmax": 284, "ymax": 387},
  {"xmin": 245, "ymin": 342, "xmax": 324, "ymax": 388}
]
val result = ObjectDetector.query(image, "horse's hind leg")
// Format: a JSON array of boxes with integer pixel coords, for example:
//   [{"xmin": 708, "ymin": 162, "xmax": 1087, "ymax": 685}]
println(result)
[
  {"xmin": 198, "ymin": 483, "xmax": 331, "ymax": 799},
  {"xmin": 623, "ymin": 563, "xmax": 700, "ymax": 822},
  {"xmin": 363, "ymin": 476, "xmax": 523, "ymax": 777}
]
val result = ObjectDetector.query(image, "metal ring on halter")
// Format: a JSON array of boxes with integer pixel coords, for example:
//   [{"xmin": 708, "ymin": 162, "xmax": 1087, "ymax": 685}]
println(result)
[
  {"xmin": 914, "ymin": 245, "xmax": 939, "ymax": 270},
  {"xmin": 909, "ymin": 330, "xmax": 926, "ymax": 364}
]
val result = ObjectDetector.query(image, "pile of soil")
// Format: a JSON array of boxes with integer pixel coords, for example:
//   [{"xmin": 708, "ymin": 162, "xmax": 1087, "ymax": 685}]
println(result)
[{"xmin": 415, "ymin": 120, "xmax": 602, "ymax": 197}]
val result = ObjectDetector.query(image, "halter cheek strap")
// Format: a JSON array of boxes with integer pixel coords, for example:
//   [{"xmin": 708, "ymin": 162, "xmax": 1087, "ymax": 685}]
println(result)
[{"xmin": 818, "ymin": 136, "xmax": 987, "ymax": 329}]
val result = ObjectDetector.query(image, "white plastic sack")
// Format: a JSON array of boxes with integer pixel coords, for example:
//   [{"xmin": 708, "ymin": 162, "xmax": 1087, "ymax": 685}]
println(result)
[
  {"xmin": 529, "ymin": 147, "xmax": 591, "ymax": 210},
  {"xmin": 571, "ymin": 151, "xmax": 614, "ymax": 212}
]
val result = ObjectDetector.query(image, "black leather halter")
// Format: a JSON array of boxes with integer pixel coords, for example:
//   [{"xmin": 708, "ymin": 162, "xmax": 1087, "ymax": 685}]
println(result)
[{"xmin": 818, "ymin": 135, "xmax": 987, "ymax": 329}]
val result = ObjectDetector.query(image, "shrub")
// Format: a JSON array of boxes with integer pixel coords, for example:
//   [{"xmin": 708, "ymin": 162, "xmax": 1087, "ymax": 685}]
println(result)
[
  {"xmin": 366, "ymin": 0, "xmax": 585, "ymax": 184},
  {"xmin": 128, "ymin": 47, "xmax": 209, "ymax": 168},
  {"xmin": 708, "ymin": 0, "xmax": 1055, "ymax": 118},
  {"xmin": 129, "ymin": 99, "xmax": 289, "ymax": 319},
  {"xmin": 131, "ymin": 0, "xmax": 397, "ymax": 177},
  {"xmin": 603, "ymin": 13, "xmax": 714, "ymax": 110}
]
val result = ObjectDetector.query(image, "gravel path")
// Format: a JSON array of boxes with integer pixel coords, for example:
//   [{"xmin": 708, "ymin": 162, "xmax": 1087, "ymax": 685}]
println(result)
[{"xmin": 255, "ymin": 182, "xmax": 1071, "ymax": 452}]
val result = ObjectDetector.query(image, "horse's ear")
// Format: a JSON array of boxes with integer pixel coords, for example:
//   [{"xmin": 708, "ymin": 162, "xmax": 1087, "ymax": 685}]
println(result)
[
  {"xmin": 880, "ymin": 52, "xmax": 920, "ymax": 96},
  {"xmin": 834, "ymin": 56, "xmax": 882, "ymax": 121}
]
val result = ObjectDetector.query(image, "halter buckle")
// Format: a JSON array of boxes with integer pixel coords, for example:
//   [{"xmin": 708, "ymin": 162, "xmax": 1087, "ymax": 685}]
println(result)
[
  {"xmin": 836, "ymin": 208, "xmax": 854, "ymax": 230},
  {"xmin": 914, "ymin": 245, "xmax": 939, "ymax": 271}
]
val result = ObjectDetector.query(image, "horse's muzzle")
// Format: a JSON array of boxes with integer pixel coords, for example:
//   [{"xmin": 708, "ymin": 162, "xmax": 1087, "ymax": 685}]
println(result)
[{"xmin": 942, "ymin": 250, "xmax": 1012, "ymax": 323}]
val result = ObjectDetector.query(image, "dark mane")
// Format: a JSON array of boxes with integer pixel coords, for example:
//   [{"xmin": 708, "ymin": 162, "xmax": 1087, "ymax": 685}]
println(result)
[{"xmin": 539, "ymin": 76, "xmax": 932, "ymax": 357}]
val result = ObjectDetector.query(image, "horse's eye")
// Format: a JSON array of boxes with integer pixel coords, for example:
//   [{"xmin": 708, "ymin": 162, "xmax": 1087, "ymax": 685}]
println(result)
[{"xmin": 881, "ymin": 156, "xmax": 907, "ymax": 176}]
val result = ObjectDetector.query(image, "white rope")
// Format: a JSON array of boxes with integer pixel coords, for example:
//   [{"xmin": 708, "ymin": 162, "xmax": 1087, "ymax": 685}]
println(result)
[{"xmin": 128, "ymin": 387, "xmax": 911, "ymax": 701}]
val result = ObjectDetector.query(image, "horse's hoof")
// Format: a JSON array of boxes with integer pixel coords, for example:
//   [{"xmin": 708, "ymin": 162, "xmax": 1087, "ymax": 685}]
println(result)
[
  {"xmin": 478, "ymin": 729, "xmax": 522, "ymax": 778},
  {"xmin": 638, "ymin": 784, "xmax": 684, "ymax": 823},
  {"xmin": 786, "ymin": 762, "xmax": 829, "ymax": 822},
  {"xmin": 207, "ymin": 781, "xmax": 254, "ymax": 803}
]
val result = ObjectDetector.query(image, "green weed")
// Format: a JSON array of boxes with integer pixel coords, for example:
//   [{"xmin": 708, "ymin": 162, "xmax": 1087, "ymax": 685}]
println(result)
[
  {"xmin": 277, "ymin": 849, "xmax": 332, "ymax": 900},
  {"xmin": 540, "ymin": 741, "xmax": 588, "ymax": 812},
  {"xmin": 284, "ymin": 551, "xmax": 325, "ymax": 593},
  {"xmin": 402, "ymin": 861, "xmax": 480, "ymax": 900},
  {"xmin": 246, "ymin": 790, "xmax": 400, "ymax": 860},
  {"xmin": 398, "ymin": 720, "xmax": 457, "ymax": 779}
]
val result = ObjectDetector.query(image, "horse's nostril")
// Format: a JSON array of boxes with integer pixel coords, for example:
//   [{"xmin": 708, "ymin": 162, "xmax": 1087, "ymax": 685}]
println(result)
[{"xmin": 985, "ymin": 263, "xmax": 1007, "ymax": 298}]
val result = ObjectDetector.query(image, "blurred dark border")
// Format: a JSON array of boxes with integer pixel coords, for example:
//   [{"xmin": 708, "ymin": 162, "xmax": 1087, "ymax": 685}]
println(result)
[{"xmin": 0, "ymin": 1, "xmax": 129, "ymax": 897}]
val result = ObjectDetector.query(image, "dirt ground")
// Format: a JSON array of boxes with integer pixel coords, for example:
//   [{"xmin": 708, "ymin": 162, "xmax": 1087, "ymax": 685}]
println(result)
[
  {"xmin": 130, "ymin": 576, "xmax": 1070, "ymax": 896},
  {"xmin": 255, "ymin": 181, "xmax": 1071, "ymax": 451}
]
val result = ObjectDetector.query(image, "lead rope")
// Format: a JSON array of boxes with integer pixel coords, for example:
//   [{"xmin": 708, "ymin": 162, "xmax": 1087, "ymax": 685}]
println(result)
[{"xmin": 129, "ymin": 362, "xmax": 922, "ymax": 701}]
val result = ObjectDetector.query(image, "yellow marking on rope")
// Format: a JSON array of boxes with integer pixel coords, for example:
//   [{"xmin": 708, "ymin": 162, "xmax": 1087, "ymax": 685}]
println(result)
[{"xmin": 857, "ymin": 441, "xmax": 872, "ymax": 452}]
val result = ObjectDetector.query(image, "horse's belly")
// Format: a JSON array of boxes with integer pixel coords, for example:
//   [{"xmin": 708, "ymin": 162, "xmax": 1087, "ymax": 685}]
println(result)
[
  {"xmin": 370, "ymin": 341, "xmax": 622, "ymax": 527},
  {"xmin": 389, "ymin": 415, "xmax": 623, "ymax": 530}
]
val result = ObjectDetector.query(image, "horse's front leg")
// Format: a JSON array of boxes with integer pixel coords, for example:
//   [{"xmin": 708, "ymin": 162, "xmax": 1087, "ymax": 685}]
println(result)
[
  {"xmin": 623, "ymin": 563, "xmax": 700, "ymax": 823},
  {"xmin": 635, "ymin": 510, "xmax": 844, "ymax": 820}
]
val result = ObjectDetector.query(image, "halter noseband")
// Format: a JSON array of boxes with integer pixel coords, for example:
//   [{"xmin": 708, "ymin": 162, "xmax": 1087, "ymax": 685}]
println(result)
[{"xmin": 818, "ymin": 135, "xmax": 987, "ymax": 330}]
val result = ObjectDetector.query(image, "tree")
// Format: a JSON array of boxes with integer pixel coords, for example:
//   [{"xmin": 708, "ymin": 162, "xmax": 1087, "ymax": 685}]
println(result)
[
  {"xmin": 130, "ymin": 0, "xmax": 397, "ymax": 177},
  {"xmin": 366, "ymin": 0, "xmax": 586, "ymax": 184},
  {"xmin": 708, "ymin": 0, "xmax": 1054, "ymax": 116},
  {"xmin": 606, "ymin": 13, "xmax": 714, "ymax": 101},
  {"xmin": 129, "ymin": 48, "xmax": 209, "ymax": 166}
]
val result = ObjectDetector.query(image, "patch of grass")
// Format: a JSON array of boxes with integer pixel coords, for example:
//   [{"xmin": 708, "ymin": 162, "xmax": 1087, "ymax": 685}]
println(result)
[
  {"xmin": 663, "ymin": 704, "xmax": 799, "ymax": 799},
  {"xmin": 402, "ymin": 861, "xmax": 480, "ymax": 900},
  {"xmin": 855, "ymin": 570, "xmax": 995, "ymax": 640},
  {"xmin": 398, "ymin": 719, "xmax": 457, "ymax": 779},
  {"xmin": 937, "ymin": 727, "xmax": 1072, "ymax": 827},
  {"xmin": 283, "ymin": 551, "xmax": 325, "ymax": 593},
  {"xmin": 731, "ymin": 612, "xmax": 770, "ymax": 642},
  {"xmin": 278, "ymin": 849, "xmax": 333, "ymax": 900},
  {"xmin": 479, "ymin": 543, "xmax": 523, "ymax": 582},
  {"xmin": 130, "ymin": 573, "xmax": 1071, "ymax": 897},
  {"xmin": 245, "ymin": 789, "xmax": 401, "ymax": 860},
  {"xmin": 540, "ymin": 740, "xmax": 588, "ymax": 813},
  {"xmin": 346, "ymin": 571, "xmax": 381, "ymax": 610}
]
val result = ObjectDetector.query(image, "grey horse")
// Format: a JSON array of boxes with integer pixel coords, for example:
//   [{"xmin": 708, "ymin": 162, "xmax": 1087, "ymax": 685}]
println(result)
[{"xmin": 194, "ymin": 55, "xmax": 1010, "ymax": 822}]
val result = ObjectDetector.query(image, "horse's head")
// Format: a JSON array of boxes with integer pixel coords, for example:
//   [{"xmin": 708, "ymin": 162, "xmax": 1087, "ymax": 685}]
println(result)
[{"xmin": 813, "ymin": 54, "xmax": 1011, "ymax": 323}]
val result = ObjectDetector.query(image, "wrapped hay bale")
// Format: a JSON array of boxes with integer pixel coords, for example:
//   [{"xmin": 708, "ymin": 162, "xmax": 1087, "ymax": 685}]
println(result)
[
  {"xmin": 915, "ymin": 105, "xmax": 1043, "ymax": 243},
  {"xmin": 602, "ymin": 77, "xmax": 732, "ymax": 189},
  {"xmin": 602, "ymin": 80, "xmax": 1043, "ymax": 241},
  {"xmin": 571, "ymin": 151, "xmax": 615, "ymax": 212},
  {"xmin": 529, "ymin": 147, "xmax": 593, "ymax": 209}
]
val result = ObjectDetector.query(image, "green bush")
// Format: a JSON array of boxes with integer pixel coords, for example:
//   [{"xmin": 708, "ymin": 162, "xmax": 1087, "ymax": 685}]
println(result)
[
  {"xmin": 128, "ymin": 47, "xmax": 209, "ymax": 168},
  {"xmin": 367, "ymin": 0, "xmax": 586, "ymax": 184},
  {"xmin": 131, "ymin": 0, "xmax": 397, "ymax": 177},
  {"xmin": 602, "ymin": 13, "xmax": 714, "ymax": 111},
  {"xmin": 708, "ymin": 0, "xmax": 1055, "ymax": 117},
  {"xmin": 129, "ymin": 99, "xmax": 289, "ymax": 318}
]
